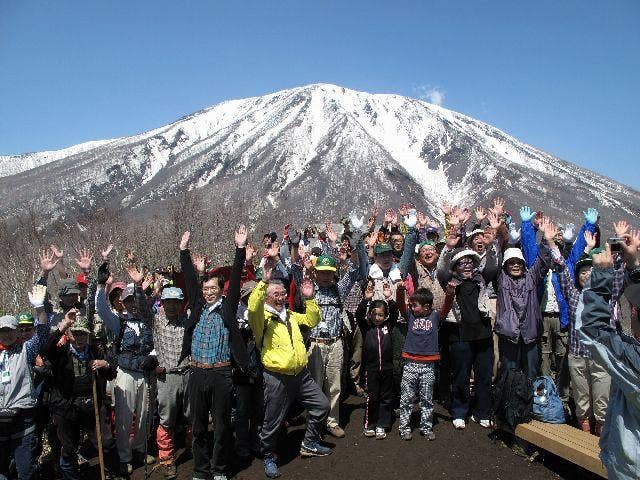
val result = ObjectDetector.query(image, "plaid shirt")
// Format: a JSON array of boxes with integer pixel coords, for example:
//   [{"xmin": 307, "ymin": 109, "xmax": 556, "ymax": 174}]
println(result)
[
  {"xmin": 554, "ymin": 254, "xmax": 626, "ymax": 357},
  {"xmin": 191, "ymin": 299, "xmax": 230, "ymax": 365},
  {"xmin": 152, "ymin": 310, "xmax": 189, "ymax": 372},
  {"xmin": 343, "ymin": 282, "xmax": 363, "ymax": 315}
]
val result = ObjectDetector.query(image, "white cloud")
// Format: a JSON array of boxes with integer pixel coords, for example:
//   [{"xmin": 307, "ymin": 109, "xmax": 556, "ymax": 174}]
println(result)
[{"xmin": 415, "ymin": 85, "xmax": 446, "ymax": 106}]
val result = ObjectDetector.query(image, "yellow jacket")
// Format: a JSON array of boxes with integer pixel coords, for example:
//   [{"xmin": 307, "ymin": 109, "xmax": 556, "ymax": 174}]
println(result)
[{"xmin": 247, "ymin": 281, "xmax": 320, "ymax": 375}]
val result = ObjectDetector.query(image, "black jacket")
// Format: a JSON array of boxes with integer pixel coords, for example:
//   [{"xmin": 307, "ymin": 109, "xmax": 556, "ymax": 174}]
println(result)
[
  {"xmin": 179, "ymin": 246, "xmax": 249, "ymax": 371},
  {"xmin": 44, "ymin": 329, "xmax": 116, "ymax": 418},
  {"xmin": 355, "ymin": 298, "xmax": 399, "ymax": 371}
]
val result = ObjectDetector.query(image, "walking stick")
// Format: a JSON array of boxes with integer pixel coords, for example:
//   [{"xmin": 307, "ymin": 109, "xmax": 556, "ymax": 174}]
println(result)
[
  {"xmin": 92, "ymin": 371, "xmax": 106, "ymax": 480},
  {"xmin": 143, "ymin": 370, "xmax": 152, "ymax": 480}
]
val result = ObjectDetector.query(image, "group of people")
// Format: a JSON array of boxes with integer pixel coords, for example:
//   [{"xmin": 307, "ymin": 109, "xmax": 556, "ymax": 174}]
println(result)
[{"xmin": 0, "ymin": 199, "xmax": 638, "ymax": 480}]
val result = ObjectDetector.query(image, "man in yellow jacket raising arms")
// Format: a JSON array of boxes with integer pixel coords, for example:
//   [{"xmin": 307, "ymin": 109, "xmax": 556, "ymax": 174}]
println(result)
[{"xmin": 248, "ymin": 258, "xmax": 331, "ymax": 478}]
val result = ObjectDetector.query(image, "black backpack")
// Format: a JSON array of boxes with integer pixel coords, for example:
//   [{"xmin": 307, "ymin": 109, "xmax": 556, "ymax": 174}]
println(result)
[{"xmin": 492, "ymin": 367, "xmax": 533, "ymax": 429}]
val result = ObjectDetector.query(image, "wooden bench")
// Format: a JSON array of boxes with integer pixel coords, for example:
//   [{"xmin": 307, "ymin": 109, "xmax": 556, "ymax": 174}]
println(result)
[{"xmin": 514, "ymin": 420, "xmax": 607, "ymax": 478}]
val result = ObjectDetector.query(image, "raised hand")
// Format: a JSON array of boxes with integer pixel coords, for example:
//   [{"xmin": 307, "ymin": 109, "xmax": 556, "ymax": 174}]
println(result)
[
  {"xmin": 265, "ymin": 241, "xmax": 279, "ymax": 259},
  {"xmin": 124, "ymin": 249, "xmax": 136, "ymax": 265},
  {"xmin": 283, "ymin": 223, "xmax": 292, "ymax": 241},
  {"xmin": 592, "ymin": 243, "xmax": 614, "ymax": 269},
  {"xmin": 60, "ymin": 308, "xmax": 79, "ymax": 331},
  {"xmin": 191, "ymin": 252, "xmax": 207, "ymax": 274},
  {"xmin": 179, "ymin": 231, "xmax": 191, "ymax": 251},
  {"xmin": 384, "ymin": 208, "xmax": 397, "ymax": 226},
  {"xmin": 519, "ymin": 206, "xmax": 536, "ymax": 222},
  {"xmin": 398, "ymin": 203, "xmax": 409, "ymax": 218},
  {"xmin": 613, "ymin": 220, "xmax": 630, "ymax": 237},
  {"xmin": 474, "ymin": 206, "xmax": 487, "ymax": 222},
  {"xmin": 325, "ymin": 221, "xmax": 338, "ymax": 244},
  {"xmin": 460, "ymin": 208, "xmax": 472, "ymax": 226},
  {"xmin": 441, "ymin": 202, "xmax": 452, "ymax": 216},
  {"xmin": 262, "ymin": 260, "xmax": 274, "ymax": 282},
  {"xmin": 142, "ymin": 273, "xmax": 154, "ymax": 292},
  {"xmin": 126, "ymin": 264, "xmax": 146, "ymax": 285},
  {"xmin": 39, "ymin": 248, "xmax": 60, "ymax": 273},
  {"xmin": 364, "ymin": 280, "xmax": 374, "ymax": 301},
  {"xmin": 382, "ymin": 281, "xmax": 392, "ymax": 300},
  {"xmin": 50, "ymin": 244, "xmax": 64, "ymax": 261},
  {"xmin": 366, "ymin": 232, "xmax": 379, "ymax": 249},
  {"xmin": 583, "ymin": 208, "xmax": 599, "ymax": 226},
  {"xmin": 101, "ymin": 244, "xmax": 114, "ymax": 261},
  {"xmin": 235, "ymin": 224, "xmax": 248, "ymax": 248},
  {"xmin": 540, "ymin": 217, "xmax": 558, "ymax": 244},
  {"xmin": 487, "ymin": 210, "xmax": 500, "ymax": 229},
  {"xmin": 620, "ymin": 230, "xmax": 640, "ymax": 267},
  {"xmin": 493, "ymin": 197, "xmax": 505, "ymax": 216},
  {"xmin": 350, "ymin": 212, "xmax": 365, "ymax": 231},
  {"xmin": 75, "ymin": 248, "xmax": 93, "ymax": 272},
  {"xmin": 28, "ymin": 284, "xmax": 47, "ymax": 309},
  {"xmin": 562, "ymin": 223, "xmax": 575, "ymax": 243},
  {"xmin": 584, "ymin": 230, "xmax": 597, "ymax": 251},
  {"xmin": 301, "ymin": 278, "xmax": 314, "ymax": 298},
  {"xmin": 245, "ymin": 244, "xmax": 256, "ymax": 262}
]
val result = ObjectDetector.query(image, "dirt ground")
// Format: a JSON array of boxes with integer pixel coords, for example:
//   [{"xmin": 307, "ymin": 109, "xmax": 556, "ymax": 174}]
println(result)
[{"xmin": 123, "ymin": 395, "xmax": 600, "ymax": 480}]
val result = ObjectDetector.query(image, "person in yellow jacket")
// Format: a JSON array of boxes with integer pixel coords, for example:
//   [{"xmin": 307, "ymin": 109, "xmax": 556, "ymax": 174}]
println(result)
[{"xmin": 248, "ymin": 260, "xmax": 332, "ymax": 478}]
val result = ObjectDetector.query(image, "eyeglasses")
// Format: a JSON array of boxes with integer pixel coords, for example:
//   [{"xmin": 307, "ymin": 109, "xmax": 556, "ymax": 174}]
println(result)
[
  {"xmin": 457, "ymin": 258, "xmax": 474, "ymax": 266},
  {"xmin": 270, "ymin": 291, "xmax": 288, "ymax": 298},
  {"xmin": 18, "ymin": 327, "xmax": 34, "ymax": 332},
  {"xmin": 202, "ymin": 286, "xmax": 221, "ymax": 293}
]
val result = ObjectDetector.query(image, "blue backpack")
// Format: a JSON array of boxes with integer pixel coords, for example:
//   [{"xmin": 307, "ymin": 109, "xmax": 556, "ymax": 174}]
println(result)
[{"xmin": 532, "ymin": 376, "xmax": 565, "ymax": 424}]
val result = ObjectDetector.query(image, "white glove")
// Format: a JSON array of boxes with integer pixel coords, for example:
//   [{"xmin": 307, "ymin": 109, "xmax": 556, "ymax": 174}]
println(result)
[
  {"xmin": 562, "ymin": 223, "xmax": 575, "ymax": 242},
  {"xmin": 28, "ymin": 284, "xmax": 47, "ymax": 308},
  {"xmin": 349, "ymin": 212, "xmax": 364, "ymax": 231},
  {"xmin": 508, "ymin": 223, "xmax": 521, "ymax": 245},
  {"xmin": 404, "ymin": 212, "xmax": 418, "ymax": 229}
]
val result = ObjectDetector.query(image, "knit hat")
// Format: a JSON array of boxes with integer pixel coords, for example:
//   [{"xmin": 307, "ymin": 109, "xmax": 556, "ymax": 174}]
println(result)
[
  {"xmin": 58, "ymin": 278, "xmax": 80, "ymax": 296},
  {"xmin": 315, "ymin": 254, "xmax": 337, "ymax": 272},
  {"xmin": 17, "ymin": 312, "xmax": 34, "ymax": 325},
  {"xmin": 450, "ymin": 248, "xmax": 481, "ymax": 268},
  {"xmin": 415, "ymin": 240, "xmax": 436, "ymax": 254},
  {"xmin": 70, "ymin": 316, "xmax": 90, "ymax": 334},
  {"xmin": 502, "ymin": 248, "xmax": 526, "ymax": 267},
  {"xmin": 374, "ymin": 243, "xmax": 393, "ymax": 255}
]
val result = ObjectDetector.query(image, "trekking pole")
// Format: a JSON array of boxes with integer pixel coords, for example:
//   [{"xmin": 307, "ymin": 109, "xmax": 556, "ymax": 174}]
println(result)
[
  {"xmin": 92, "ymin": 371, "xmax": 106, "ymax": 480},
  {"xmin": 143, "ymin": 370, "xmax": 152, "ymax": 480}
]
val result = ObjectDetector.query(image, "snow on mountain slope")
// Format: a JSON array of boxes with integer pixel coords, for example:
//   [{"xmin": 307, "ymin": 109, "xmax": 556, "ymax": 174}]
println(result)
[{"xmin": 0, "ymin": 83, "xmax": 638, "ymax": 226}]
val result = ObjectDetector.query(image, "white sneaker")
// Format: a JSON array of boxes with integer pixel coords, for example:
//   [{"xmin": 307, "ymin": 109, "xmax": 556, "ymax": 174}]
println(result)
[
  {"xmin": 363, "ymin": 428, "xmax": 375, "ymax": 437},
  {"xmin": 375, "ymin": 427, "xmax": 387, "ymax": 439},
  {"xmin": 453, "ymin": 418, "xmax": 466, "ymax": 430},
  {"xmin": 471, "ymin": 416, "xmax": 491, "ymax": 428}
]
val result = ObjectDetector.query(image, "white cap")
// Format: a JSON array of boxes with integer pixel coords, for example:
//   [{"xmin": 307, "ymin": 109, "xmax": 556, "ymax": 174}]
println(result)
[
  {"xmin": 502, "ymin": 248, "xmax": 526, "ymax": 266},
  {"xmin": 450, "ymin": 249, "xmax": 481, "ymax": 268}
]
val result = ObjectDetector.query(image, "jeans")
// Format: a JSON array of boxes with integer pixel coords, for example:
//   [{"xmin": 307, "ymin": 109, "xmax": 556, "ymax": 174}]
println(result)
[
  {"xmin": 449, "ymin": 338, "xmax": 494, "ymax": 421},
  {"xmin": 0, "ymin": 415, "xmax": 38, "ymax": 480},
  {"xmin": 498, "ymin": 335, "xmax": 540, "ymax": 380}
]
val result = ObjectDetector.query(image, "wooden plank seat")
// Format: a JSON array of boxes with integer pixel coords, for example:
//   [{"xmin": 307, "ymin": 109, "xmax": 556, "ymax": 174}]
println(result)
[{"xmin": 514, "ymin": 420, "xmax": 607, "ymax": 478}]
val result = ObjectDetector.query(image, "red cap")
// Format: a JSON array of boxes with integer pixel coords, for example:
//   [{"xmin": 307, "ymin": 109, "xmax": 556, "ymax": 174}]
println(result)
[{"xmin": 76, "ymin": 273, "xmax": 88, "ymax": 286}]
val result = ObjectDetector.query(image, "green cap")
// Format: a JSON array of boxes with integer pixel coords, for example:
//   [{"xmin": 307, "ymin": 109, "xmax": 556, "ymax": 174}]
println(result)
[
  {"xmin": 17, "ymin": 312, "xmax": 35, "ymax": 325},
  {"xmin": 70, "ymin": 316, "xmax": 91, "ymax": 334},
  {"xmin": 374, "ymin": 243, "xmax": 393, "ymax": 255},
  {"xmin": 589, "ymin": 247, "xmax": 605, "ymax": 257},
  {"xmin": 314, "ymin": 254, "xmax": 337, "ymax": 272}
]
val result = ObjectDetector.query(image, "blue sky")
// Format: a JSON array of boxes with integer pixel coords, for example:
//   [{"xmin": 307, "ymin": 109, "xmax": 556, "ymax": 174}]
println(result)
[{"xmin": 1, "ymin": 0, "xmax": 639, "ymax": 189}]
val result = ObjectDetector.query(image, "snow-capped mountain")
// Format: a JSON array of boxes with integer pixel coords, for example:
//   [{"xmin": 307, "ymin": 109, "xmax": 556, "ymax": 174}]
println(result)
[{"xmin": 1, "ymin": 83, "xmax": 638, "ymax": 226}]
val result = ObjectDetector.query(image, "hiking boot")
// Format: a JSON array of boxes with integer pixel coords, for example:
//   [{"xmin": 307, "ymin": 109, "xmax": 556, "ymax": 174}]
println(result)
[
  {"xmin": 300, "ymin": 440, "xmax": 332, "ymax": 457},
  {"xmin": 471, "ymin": 416, "xmax": 491, "ymax": 428},
  {"xmin": 421, "ymin": 429, "xmax": 436, "ymax": 441},
  {"xmin": 264, "ymin": 455, "xmax": 280, "ymax": 478},
  {"xmin": 119, "ymin": 462, "xmax": 133, "ymax": 476},
  {"xmin": 453, "ymin": 418, "xmax": 466, "ymax": 430},
  {"xmin": 163, "ymin": 462, "xmax": 177, "ymax": 479},
  {"xmin": 327, "ymin": 424, "xmax": 345, "ymax": 438},
  {"xmin": 363, "ymin": 428, "xmax": 375, "ymax": 437},
  {"xmin": 399, "ymin": 430, "xmax": 412, "ymax": 441},
  {"xmin": 375, "ymin": 427, "xmax": 386, "ymax": 439}
]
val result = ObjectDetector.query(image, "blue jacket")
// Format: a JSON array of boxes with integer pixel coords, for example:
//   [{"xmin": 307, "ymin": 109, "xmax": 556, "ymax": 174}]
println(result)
[{"xmin": 520, "ymin": 220, "xmax": 595, "ymax": 330}]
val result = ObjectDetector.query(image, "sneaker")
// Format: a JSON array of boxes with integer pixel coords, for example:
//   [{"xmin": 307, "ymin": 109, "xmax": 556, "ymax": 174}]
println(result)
[
  {"xmin": 163, "ymin": 462, "xmax": 178, "ymax": 479},
  {"xmin": 264, "ymin": 455, "xmax": 280, "ymax": 478},
  {"xmin": 300, "ymin": 440, "xmax": 332, "ymax": 457},
  {"xmin": 375, "ymin": 427, "xmax": 386, "ymax": 439},
  {"xmin": 471, "ymin": 416, "xmax": 491, "ymax": 428},
  {"xmin": 453, "ymin": 418, "xmax": 466, "ymax": 430},
  {"xmin": 421, "ymin": 429, "xmax": 436, "ymax": 441},
  {"xmin": 399, "ymin": 430, "xmax": 413, "ymax": 441},
  {"xmin": 327, "ymin": 424, "xmax": 346, "ymax": 438},
  {"xmin": 213, "ymin": 475, "xmax": 228, "ymax": 480},
  {"xmin": 363, "ymin": 428, "xmax": 376, "ymax": 437}
]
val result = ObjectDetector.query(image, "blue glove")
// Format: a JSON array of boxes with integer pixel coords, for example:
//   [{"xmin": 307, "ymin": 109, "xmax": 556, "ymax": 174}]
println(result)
[
  {"xmin": 519, "ymin": 206, "xmax": 536, "ymax": 222},
  {"xmin": 583, "ymin": 208, "xmax": 598, "ymax": 225}
]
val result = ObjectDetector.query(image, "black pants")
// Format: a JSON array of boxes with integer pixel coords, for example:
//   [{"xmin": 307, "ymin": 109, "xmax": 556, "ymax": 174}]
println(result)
[
  {"xmin": 0, "ymin": 414, "xmax": 38, "ymax": 480},
  {"xmin": 234, "ymin": 374, "xmax": 263, "ymax": 457},
  {"xmin": 189, "ymin": 366, "xmax": 232, "ymax": 477},
  {"xmin": 449, "ymin": 338, "xmax": 494, "ymax": 421},
  {"xmin": 53, "ymin": 402, "xmax": 95, "ymax": 480},
  {"xmin": 364, "ymin": 368, "xmax": 393, "ymax": 430}
]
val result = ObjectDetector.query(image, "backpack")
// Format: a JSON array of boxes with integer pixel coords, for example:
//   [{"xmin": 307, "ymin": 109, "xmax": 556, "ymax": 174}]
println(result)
[
  {"xmin": 532, "ymin": 376, "xmax": 566, "ymax": 424},
  {"xmin": 492, "ymin": 367, "xmax": 533, "ymax": 429}
]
